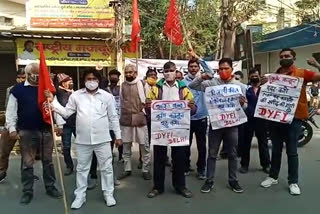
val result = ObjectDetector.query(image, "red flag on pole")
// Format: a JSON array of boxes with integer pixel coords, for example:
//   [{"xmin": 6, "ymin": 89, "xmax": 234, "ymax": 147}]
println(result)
[
  {"xmin": 130, "ymin": 0, "xmax": 141, "ymax": 52},
  {"xmin": 38, "ymin": 42, "xmax": 56, "ymax": 124},
  {"xmin": 164, "ymin": 0, "xmax": 183, "ymax": 46}
]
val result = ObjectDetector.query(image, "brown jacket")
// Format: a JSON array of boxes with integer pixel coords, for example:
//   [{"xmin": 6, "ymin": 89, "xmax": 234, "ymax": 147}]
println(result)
[{"xmin": 120, "ymin": 81, "xmax": 147, "ymax": 127}]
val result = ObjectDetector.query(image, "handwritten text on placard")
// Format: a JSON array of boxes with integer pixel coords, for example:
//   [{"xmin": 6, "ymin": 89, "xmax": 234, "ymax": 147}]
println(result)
[
  {"xmin": 205, "ymin": 84, "xmax": 247, "ymax": 130},
  {"xmin": 254, "ymin": 74, "xmax": 303, "ymax": 123},
  {"xmin": 151, "ymin": 100, "xmax": 190, "ymax": 146}
]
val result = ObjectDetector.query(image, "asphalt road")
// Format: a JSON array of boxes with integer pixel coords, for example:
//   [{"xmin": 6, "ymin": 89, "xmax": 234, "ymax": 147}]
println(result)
[{"xmin": 1, "ymin": 121, "xmax": 320, "ymax": 214}]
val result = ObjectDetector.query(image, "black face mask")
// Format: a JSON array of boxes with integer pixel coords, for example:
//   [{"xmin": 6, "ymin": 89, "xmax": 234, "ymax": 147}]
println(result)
[
  {"xmin": 250, "ymin": 78, "xmax": 260, "ymax": 84},
  {"xmin": 126, "ymin": 77, "xmax": 134, "ymax": 82},
  {"xmin": 280, "ymin": 59, "xmax": 294, "ymax": 68}
]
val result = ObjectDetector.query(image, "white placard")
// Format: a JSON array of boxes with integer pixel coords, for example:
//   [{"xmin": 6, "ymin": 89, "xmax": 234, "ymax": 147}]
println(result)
[
  {"xmin": 205, "ymin": 84, "xmax": 247, "ymax": 130},
  {"xmin": 254, "ymin": 74, "xmax": 303, "ymax": 124},
  {"xmin": 151, "ymin": 100, "xmax": 190, "ymax": 146}
]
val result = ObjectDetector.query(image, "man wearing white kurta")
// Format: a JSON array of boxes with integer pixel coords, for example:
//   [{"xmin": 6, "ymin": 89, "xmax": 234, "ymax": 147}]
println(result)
[{"xmin": 48, "ymin": 69, "xmax": 122, "ymax": 209}]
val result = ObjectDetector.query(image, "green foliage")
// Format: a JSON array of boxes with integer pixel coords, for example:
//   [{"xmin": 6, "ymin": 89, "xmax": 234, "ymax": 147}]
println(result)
[
  {"xmin": 128, "ymin": 0, "xmax": 220, "ymax": 59},
  {"xmin": 295, "ymin": 0, "xmax": 320, "ymax": 23}
]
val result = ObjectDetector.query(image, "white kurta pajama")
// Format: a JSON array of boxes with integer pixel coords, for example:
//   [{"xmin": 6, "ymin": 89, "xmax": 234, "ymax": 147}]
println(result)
[{"xmin": 53, "ymin": 88, "xmax": 121, "ymax": 201}]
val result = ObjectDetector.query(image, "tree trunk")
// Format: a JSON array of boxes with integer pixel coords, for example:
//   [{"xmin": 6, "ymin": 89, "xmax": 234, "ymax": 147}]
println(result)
[
  {"xmin": 222, "ymin": 27, "xmax": 236, "ymax": 59},
  {"xmin": 158, "ymin": 42, "xmax": 165, "ymax": 59}
]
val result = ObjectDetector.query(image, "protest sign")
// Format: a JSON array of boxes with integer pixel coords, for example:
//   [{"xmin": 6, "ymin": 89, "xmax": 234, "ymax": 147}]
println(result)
[
  {"xmin": 254, "ymin": 74, "xmax": 303, "ymax": 124},
  {"xmin": 151, "ymin": 100, "xmax": 190, "ymax": 146},
  {"xmin": 125, "ymin": 58, "xmax": 242, "ymax": 80},
  {"xmin": 205, "ymin": 84, "xmax": 247, "ymax": 130}
]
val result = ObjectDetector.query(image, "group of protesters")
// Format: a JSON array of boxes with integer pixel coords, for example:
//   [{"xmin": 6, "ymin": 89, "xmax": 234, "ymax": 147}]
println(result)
[{"xmin": 1, "ymin": 48, "xmax": 320, "ymax": 209}]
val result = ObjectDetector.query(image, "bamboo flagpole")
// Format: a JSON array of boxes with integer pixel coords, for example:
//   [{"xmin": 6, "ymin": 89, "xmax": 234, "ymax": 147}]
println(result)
[
  {"xmin": 48, "ymin": 100, "xmax": 69, "ymax": 214},
  {"xmin": 169, "ymin": 29, "xmax": 173, "ymax": 61},
  {"xmin": 136, "ymin": 39, "xmax": 139, "ymax": 73}
]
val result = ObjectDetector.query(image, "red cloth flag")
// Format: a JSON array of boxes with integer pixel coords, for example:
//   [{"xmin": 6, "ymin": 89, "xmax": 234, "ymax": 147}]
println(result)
[
  {"xmin": 131, "ymin": 0, "xmax": 141, "ymax": 52},
  {"xmin": 164, "ymin": 0, "xmax": 183, "ymax": 46},
  {"xmin": 38, "ymin": 42, "xmax": 56, "ymax": 124}
]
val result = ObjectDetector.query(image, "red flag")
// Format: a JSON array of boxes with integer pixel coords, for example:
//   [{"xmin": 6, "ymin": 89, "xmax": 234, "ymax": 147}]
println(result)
[
  {"xmin": 131, "ymin": 0, "xmax": 141, "ymax": 52},
  {"xmin": 164, "ymin": 0, "xmax": 183, "ymax": 46},
  {"xmin": 38, "ymin": 42, "xmax": 56, "ymax": 124}
]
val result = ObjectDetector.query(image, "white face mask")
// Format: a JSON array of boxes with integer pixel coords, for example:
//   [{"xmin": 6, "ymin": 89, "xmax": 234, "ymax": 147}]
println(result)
[
  {"xmin": 164, "ymin": 71, "xmax": 176, "ymax": 82},
  {"xmin": 85, "ymin": 80, "xmax": 99, "ymax": 91}
]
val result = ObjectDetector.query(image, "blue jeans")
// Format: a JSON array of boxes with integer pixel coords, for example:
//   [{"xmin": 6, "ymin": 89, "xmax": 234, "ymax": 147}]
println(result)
[
  {"xmin": 269, "ymin": 119, "xmax": 302, "ymax": 184},
  {"xmin": 62, "ymin": 126, "xmax": 76, "ymax": 169}
]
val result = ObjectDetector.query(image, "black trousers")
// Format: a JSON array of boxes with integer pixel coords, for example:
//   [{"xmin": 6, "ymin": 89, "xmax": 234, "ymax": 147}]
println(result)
[
  {"xmin": 153, "ymin": 145, "xmax": 188, "ymax": 192},
  {"xmin": 240, "ymin": 117, "xmax": 270, "ymax": 168},
  {"xmin": 186, "ymin": 118, "xmax": 207, "ymax": 173}
]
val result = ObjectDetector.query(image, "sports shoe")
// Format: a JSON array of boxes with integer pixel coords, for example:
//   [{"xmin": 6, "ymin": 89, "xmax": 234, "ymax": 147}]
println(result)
[
  {"xmin": 229, "ymin": 181, "xmax": 244, "ymax": 193},
  {"xmin": 118, "ymin": 171, "xmax": 132, "ymax": 180},
  {"xmin": 46, "ymin": 187, "xmax": 62, "ymax": 199},
  {"xmin": 260, "ymin": 177, "xmax": 278, "ymax": 188},
  {"xmin": 289, "ymin": 184, "xmax": 301, "ymax": 195},
  {"xmin": 104, "ymin": 195, "xmax": 116, "ymax": 207},
  {"xmin": 20, "ymin": 192, "xmax": 33, "ymax": 205},
  {"xmin": 197, "ymin": 172, "xmax": 206, "ymax": 180},
  {"xmin": 71, "ymin": 197, "xmax": 86, "ymax": 209},
  {"xmin": 0, "ymin": 172, "xmax": 6, "ymax": 184},
  {"xmin": 114, "ymin": 179, "xmax": 121, "ymax": 186},
  {"xmin": 201, "ymin": 180, "xmax": 214, "ymax": 193},
  {"xmin": 142, "ymin": 172, "xmax": 152, "ymax": 180}
]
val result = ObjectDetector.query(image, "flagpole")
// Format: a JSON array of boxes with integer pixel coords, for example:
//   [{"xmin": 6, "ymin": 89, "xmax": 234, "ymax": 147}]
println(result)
[
  {"xmin": 169, "ymin": 29, "xmax": 173, "ymax": 61},
  {"xmin": 135, "ymin": 40, "xmax": 139, "ymax": 73},
  {"xmin": 180, "ymin": 14, "xmax": 193, "ymax": 50},
  {"xmin": 48, "ymin": 100, "xmax": 69, "ymax": 214}
]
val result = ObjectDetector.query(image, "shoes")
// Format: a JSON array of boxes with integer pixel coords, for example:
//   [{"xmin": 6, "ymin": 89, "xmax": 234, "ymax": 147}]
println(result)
[
  {"xmin": 261, "ymin": 177, "xmax": 278, "ymax": 188},
  {"xmin": 64, "ymin": 168, "xmax": 74, "ymax": 176},
  {"xmin": 229, "ymin": 181, "xmax": 244, "ymax": 193},
  {"xmin": 118, "ymin": 159, "xmax": 124, "ymax": 163},
  {"xmin": 46, "ymin": 187, "xmax": 62, "ymax": 199},
  {"xmin": 147, "ymin": 189, "xmax": 162, "ymax": 198},
  {"xmin": 71, "ymin": 197, "xmax": 86, "ymax": 209},
  {"xmin": 104, "ymin": 195, "xmax": 116, "ymax": 207},
  {"xmin": 176, "ymin": 188, "xmax": 193, "ymax": 198},
  {"xmin": 87, "ymin": 178, "xmax": 98, "ymax": 190},
  {"xmin": 114, "ymin": 179, "xmax": 121, "ymax": 186},
  {"xmin": 239, "ymin": 166, "xmax": 248, "ymax": 174},
  {"xmin": 20, "ymin": 192, "xmax": 33, "ymax": 205},
  {"xmin": 34, "ymin": 175, "xmax": 39, "ymax": 181},
  {"xmin": 137, "ymin": 161, "xmax": 143, "ymax": 169},
  {"xmin": 118, "ymin": 171, "xmax": 132, "ymax": 180},
  {"xmin": 184, "ymin": 171, "xmax": 190, "ymax": 176},
  {"xmin": 0, "ymin": 172, "xmax": 6, "ymax": 183},
  {"xmin": 262, "ymin": 167, "xmax": 270, "ymax": 174},
  {"xmin": 197, "ymin": 172, "xmax": 206, "ymax": 180},
  {"xmin": 201, "ymin": 180, "xmax": 214, "ymax": 193},
  {"xmin": 184, "ymin": 168, "xmax": 194, "ymax": 176},
  {"xmin": 142, "ymin": 172, "xmax": 152, "ymax": 180},
  {"xmin": 289, "ymin": 183, "xmax": 301, "ymax": 195}
]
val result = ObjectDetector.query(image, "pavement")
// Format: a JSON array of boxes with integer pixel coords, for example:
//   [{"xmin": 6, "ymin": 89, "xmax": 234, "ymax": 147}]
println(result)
[{"xmin": 1, "ymin": 122, "xmax": 320, "ymax": 214}]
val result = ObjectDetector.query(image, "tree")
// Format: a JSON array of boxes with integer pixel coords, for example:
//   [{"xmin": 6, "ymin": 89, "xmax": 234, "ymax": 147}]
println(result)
[
  {"xmin": 218, "ymin": 0, "xmax": 261, "ymax": 59},
  {"xmin": 295, "ymin": 0, "xmax": 320, "ymax": 23},
  {"xmin": 126, "ymin": 0, "xmax": 219, "ymax": 59}
]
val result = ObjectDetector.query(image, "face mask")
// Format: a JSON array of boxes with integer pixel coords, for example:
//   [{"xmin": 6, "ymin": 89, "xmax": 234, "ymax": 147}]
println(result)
[
  {"xmin": 280, "ymin": 59, "xmax": 294, "ymax": 68},
  {"xmin": 68, "ymin": 83, "xmax": 74, "ymax": 90},
  {"xmin": 164, "ymin": 72, "xmax": 176, "ymax": 82},
  {"xmin": 28, "ymin": 73, "xmax": 39, "ymax": 85},
  {"xmin": 219, "ymin": 70, "xmax": 232, "ymax": 81},
  {"xmin": 146, "ymin": 77, "xmax": 157, "ymax": 86},
  {"xmin": 250, "ymin": 78, "xmax": 260, "ymax": 84},
  {"xmin": 126, "ymin": 76, "xmax": 135, "ymax": 82},
  {"xmin": 85, "ymin": 80, "xmax": 99, "ymax": 91}
]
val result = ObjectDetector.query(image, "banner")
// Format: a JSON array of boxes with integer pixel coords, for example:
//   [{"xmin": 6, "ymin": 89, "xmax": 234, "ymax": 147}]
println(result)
[
  {"xmin": 151, "ymin": 100, "xmax": 190, "ymax": 147},
  {"xmin": 125, "ymin": 58, "xmax": 242, "ymax": 80},
  {"xmin": 254, "ymin": 74, "xmax": 303, "ymax": 124},
  {"xmin": 205, "ymin": 84, "xmax": 247, "ymax": 130},
  {"xmin": 16, "ymin": 39, "xmax": 135, "ymax": 67},
  {"xmin": 26, "ymin": 0, "xmax": 114, "ymax": 32}
]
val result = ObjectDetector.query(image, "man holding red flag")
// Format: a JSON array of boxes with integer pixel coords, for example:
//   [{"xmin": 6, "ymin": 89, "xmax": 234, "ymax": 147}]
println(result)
[
  {"xmin": 164, "ymin": 0, "xmax": 183, "ymax": 46},
  {"xmin": 6, "ymin": 62, "xmax": 62, "ymax": 205}
]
